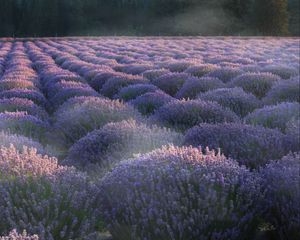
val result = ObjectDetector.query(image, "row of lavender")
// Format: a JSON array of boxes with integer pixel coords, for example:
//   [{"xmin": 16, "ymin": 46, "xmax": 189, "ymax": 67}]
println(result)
[{"xmin": 0, "ymin": 38, "xmax": 299, "ymax": 240}]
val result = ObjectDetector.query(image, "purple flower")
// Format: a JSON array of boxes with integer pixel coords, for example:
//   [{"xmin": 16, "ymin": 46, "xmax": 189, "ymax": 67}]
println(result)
[{"xmin": 100, "ymin": 145, "xmax": 260, "ymax": 240}]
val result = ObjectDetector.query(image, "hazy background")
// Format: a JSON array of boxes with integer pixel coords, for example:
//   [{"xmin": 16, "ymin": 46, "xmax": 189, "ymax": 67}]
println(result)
[{"xmin": 0, "ymin": 0, "xmax": 299, "ymax": 37}]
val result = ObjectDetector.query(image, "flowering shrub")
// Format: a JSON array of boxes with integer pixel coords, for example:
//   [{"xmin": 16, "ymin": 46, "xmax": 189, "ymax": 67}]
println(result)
[
  {"xmin": 65, "ymin": 119, "xmax": 182, "ymax": 169},
  {"xmin": 114, "ymin": 84, "xmax": 158, "ymax": 101},
  {"xmin": 198, "ymin": 87, "xmax": 262, "ymax": 117},
  {"xmin": 151, "ymin": 99, "xmax": 239, "ymax": 131},
  {"xmin": 151, "ymin": 72, "xmax": 190, "ymax": 96},
  {"xmin": 263, "ymin": 77, "xmax": 300, "ymax": 104},
  {"xmin": 0, "ymin": 80, "xmax": 37, "ymax": 92},
  {"xmin": 229, "ymin": 73, "xmax": 280, "ymax": 99},
  {"xmin": 261, "ymin": 65, "xmax": 298, "ymax": 79},
  {"xmin": 0, "ymin": 145, "xmax": 102, "ymax": 240},
  {"xmin": 100, "ymin": 145, "xmax": 260, "ymax": 240},
  {"xmin": 129, "ymin": 90, "xmax": 175, "ymax": 115},
  {"xmin": 0, "ymin": 112, "xmax": 48, "ymax": 142},
  {"xmin": 205, "ymin": 67, "xmax": 244, "ymax": 83},
  {"xmin": 0, "ymin": 89, "xmax": 47, "ymax": 107},
  {"xmin": 49, "ymin": 87, "xmax": 99, "ymax": 110},
  {"xmin": 90, "ymin": 71, "xmax": 121, "ymax": 91},
  {"xmin": 184, "ymin": 64, "xmax": 219, "ymax": 77},
  {"xmin": 142, "ymin": 69, "xmax": 170, "ymax": 81},
  {"xmin": 176, "ymin": 77, "xmax": 225, "ymax": 99},
  {"xmin": 259, "ymin": 152, "xmax": 300, "ymax": 239},
  {"xmin": 54, "ymin": 98, "xmax": 142, "ymax": 145},
  {"xmin": 0, "ymin": 98, "xmax": 48, "ymax": 120},
  {"xmin": 184, "ymin": 123, "xmax": 293, "ymax": 168},
  {"xmin": 100, "ymin": 74, "xmax": 147, "ymax": 98},
  {"xmin": 0, "ymin": 230, "xmax": 39, "ymax": 240},
  {"xmin": 0, "ymin": 132, "xmax": 45, "ymax": 154},
  {"xmin": 244, "ymin": 102, "xmax": 300, "ymax": 132}
]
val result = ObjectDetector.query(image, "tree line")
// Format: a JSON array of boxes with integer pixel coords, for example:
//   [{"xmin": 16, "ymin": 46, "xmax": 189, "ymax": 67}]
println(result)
[{"xmin": 0, "ymin": 0, "xmax": 298, "ymax": 37}]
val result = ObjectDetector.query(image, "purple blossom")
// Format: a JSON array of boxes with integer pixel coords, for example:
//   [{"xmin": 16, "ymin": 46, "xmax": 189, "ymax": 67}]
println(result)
[
  {"xmin": 65, "ymin": 119, "xmax": 183, "ymax": 169},
  {"xmin": 100, "ymin": 145, "xmax": 260, "ymax": 240},
  {"xmin": 244, "ymin": 102, "xmax": 300, "ymax": 133},
  {"xmin": 184, "ymin": 123, "xmax": 294, "ymax": 168},
  {"xmin": 151, "ymin": 99, "xmax": 239, "ymax": 131},
  {"xmin": 176, "ymin": 77, "xmax": 225, "ymax": 99},
  {"xmin": 129, "ymin": 90, "xmax": 175, "ymax": 115},
  {"xmin": 259, "ymin": 152, "xmax": 300, "ymax": 239},
  {"xmin": 229, "ymin": 72, "xmax": 281, "ymax": 99},
  {"xmin": 197, "ymin": 87, "xmax": 262, "ymax": 117}
]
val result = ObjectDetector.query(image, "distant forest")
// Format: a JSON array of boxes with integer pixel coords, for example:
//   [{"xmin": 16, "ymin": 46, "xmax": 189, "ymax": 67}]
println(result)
[{"xmin": 0, "ymin": 0, "xmax": 299, "ymax": 37}]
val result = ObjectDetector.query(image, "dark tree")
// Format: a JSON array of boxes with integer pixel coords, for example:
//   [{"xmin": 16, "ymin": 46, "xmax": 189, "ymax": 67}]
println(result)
[{"xmin": 253, "ymin": 0, "xmax": 290, "ymax": 35}]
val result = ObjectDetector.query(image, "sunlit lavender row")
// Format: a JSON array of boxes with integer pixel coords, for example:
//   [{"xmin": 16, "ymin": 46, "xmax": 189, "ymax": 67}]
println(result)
[{"xmin": 0, "ymin": 37, "xmax": 299, "ymax": 240}]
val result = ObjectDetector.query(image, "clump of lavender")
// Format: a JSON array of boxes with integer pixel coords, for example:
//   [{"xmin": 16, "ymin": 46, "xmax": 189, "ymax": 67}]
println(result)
[
  {"xmin": 0, "ymin": 89, "xmax": 47, "ymax": 107},
  {"xmin": 151, "ymin": 72, "xmax": 190, "ymax": 96},
  {"xmin": 0, "ymin": 80, "xmax": 37, "ymax": 92},
  {"xmin": 198, "ymin": 87, "xmax": 261, "ymax": 117},
  {"xmin": 176, "ymin": 77, "xmax": 225, "ymax": 99},
  {"xmin": 100, "ymin": 74, "xmax": 147, "ymax": 98},
  {"xmin": 65, "ymin": 119, "xmax": 183, "ymax": 169},
  {"xmin": 184, "ymin": 64, "xmax": 219, "ymax": 77},
  {"xmin": 129, "ymin": 90, "xmax": 175, "ymax": 116},
  {"xmin": 0, "ymin": 112, "xmax": 48, "ymax": 142},
  {"xmin": 0, "ymin": 229, "xmax": 39, "ymax": 240},
  {"xmin": 205, "ymin": 67, "xmax": 244, "ymax": 83},
  {"xmin": 90, "ymin": 71, "xmax": 121, "ymax": 91},
  {"xmin": 54, "ymin": 97, "xmax": 142, "ymax": 145},
  {"xmin": 0, "ymin": 145, "xmax": 102, "ymax": 240},
  {"xmin": 100, "ymin": 145, "xmax": 260, "ymax": 240},
  {"xmin": 184, "ymin": 123, "xmax": 294, "ymax": 168},
  {"xmin": 0, "ymin": 132, "xmax": 46, "ymax": 154},
  {"xmin": 261, "ymin": 65, "xmax": 298, "ymax": 79},
  {"xmin": 263, "ymin": 77, "xmax": 300, "ymax": 104},
  {"xmin": 244, "ymin": 102, "xmax": 300, "ymax": 133},
  {"xmin": 142, "ymin": 69, "xmax": 170, "ymax": 81},
  {"xmin": 114, "ymin": 83, "xmax": 158, "ymax": 101},
  {"xmin": 259, "ymin": 152, "xmax": 300, "ymax": 239},
  {"xmin": 0, "ymin": 98, "xmax": 48, "ymax": 120},
  {"xmin": 229, "ymin": 73, "xmax": 280, "ymax": 99},
  {"xmin": 151, "ymin": 99, "xmax": 239, "ymax": 131}
]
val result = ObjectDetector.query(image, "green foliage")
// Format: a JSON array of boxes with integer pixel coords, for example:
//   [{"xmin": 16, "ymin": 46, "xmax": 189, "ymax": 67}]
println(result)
[{"xmin": 253, "ymin": 0, "xmax": 289, "ymax": 35}]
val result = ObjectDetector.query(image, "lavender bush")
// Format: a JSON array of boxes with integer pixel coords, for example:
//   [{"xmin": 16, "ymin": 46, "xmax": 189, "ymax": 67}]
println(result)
[
  {"xmin": 176, "ymin": 77, "xmax": 225, "ymax": 99},
  {"xmin": 54, "ymin": 98, "xmax": 142, "ymax": 145},
  {"xmin": 65, "ymin": 119, "xmax": 182, "ymax": 169},
  {"xmin": 0, "ymin": 112, "xmax": 48, "ymax": 142},
  {"xmin": 100, "ymin": 74, "xmax": 147, "ymax": 98},
  {"xmin": 197, "ymin": 87, "xmax": 262, "ymax": 117},
  {"xmin": 129, "ymin": 90, "xmax": 175, "ymax": 115},
  {"xmin": 261, "ymin": 65, "xmax": 298, "ymax": 79},
  {"xmin": 263, "ymin": 77, "xmax": 300, "ymax": 104},
  {"xmin": 184, "ymin": 64, "xmax": 219, "ymax": 77},
  {"xmin": 244, "ymin": 102, "xmax": 300, "ymax": 133},
  {"xmin": 151, "ymin": 72, "xmax": 190, "ymax": 96},
  {"xmin": 151, "ymin": 99, "xmax": 239, "ymax": 131},
  {"xmin": 114, "ymin": 83, "xmax": 158, "ymax": 101},
  {"xmin": 229, "ymin": 73, "xmax": 281, "ymax": 99},
  {"xmin": 0, "ymin": 145, "xmax": 102, "ymax": 240},
  {"xmin": 184, "ymin": 123, "xmax": 293, "ymax": 168},
  {"xmin": 205, "ymin": 67, "xmax": 244, "ymax": 83},
  {"xmin": 100, "ymin": 146, "xmax": 260, "ymax": 240},
  {"xmin": 0, "ymin": 89, "xmax": 47, "ymax": 107},
  {"xmin": 0, "ymin": 98, "xmax": 48, "ymax": 120},
  {"xmin": 259, "ymin": 152, "xmax": 300, "ymax": 239}
]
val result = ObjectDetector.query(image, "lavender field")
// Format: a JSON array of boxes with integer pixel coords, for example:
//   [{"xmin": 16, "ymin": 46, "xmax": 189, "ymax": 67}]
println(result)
[{"xmin": 0, "ymin": 37, "xmax": 299, "ymax": 240}]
